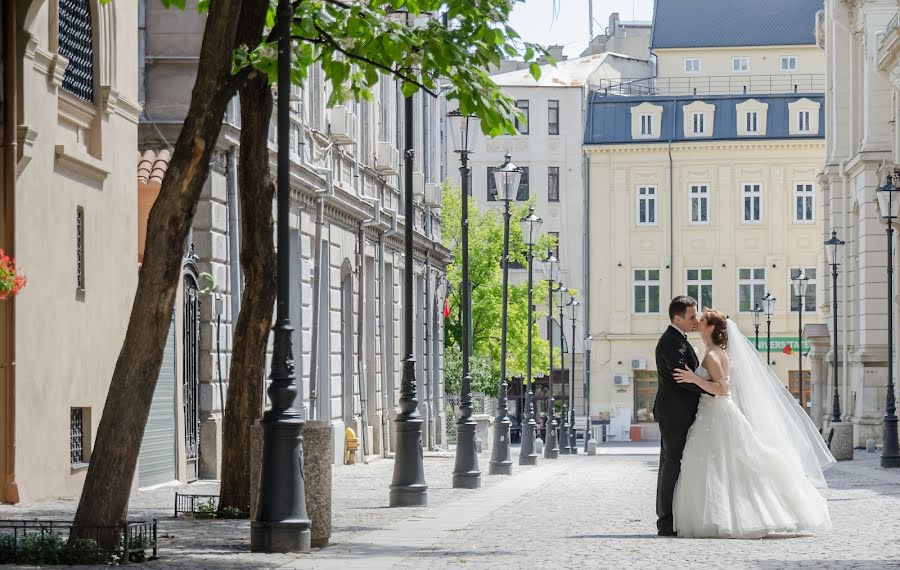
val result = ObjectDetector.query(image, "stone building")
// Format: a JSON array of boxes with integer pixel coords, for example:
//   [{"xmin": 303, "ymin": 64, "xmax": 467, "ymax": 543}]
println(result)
[
  {"xmin": 138, "ymin": 0, "xmax": 451, "ymax": 483},
  {"xmin": 1, "ymin": 0, "xmax": 141, "ymax": 501},
  {"xmin": 585, "ymin": 0, "xmax": 827, "ymax": 441}
]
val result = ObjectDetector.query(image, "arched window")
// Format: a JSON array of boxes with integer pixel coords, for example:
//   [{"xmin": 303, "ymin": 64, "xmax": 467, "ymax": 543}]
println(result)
[{"xmin": 58, "ymin": 0, "xmax": 95, "ymax": 102}]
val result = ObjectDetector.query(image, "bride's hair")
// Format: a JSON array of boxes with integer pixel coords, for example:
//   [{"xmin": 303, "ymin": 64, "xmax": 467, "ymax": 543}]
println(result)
[{"xmin": 704, "ymin": 308, "xmax": 729, "ymax": 350}]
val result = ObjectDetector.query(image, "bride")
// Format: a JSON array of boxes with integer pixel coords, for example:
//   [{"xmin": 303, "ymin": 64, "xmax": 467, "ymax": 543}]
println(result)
[{"xmin": 671, "ymin": 308, "xmax": 835, "ymax": 539}]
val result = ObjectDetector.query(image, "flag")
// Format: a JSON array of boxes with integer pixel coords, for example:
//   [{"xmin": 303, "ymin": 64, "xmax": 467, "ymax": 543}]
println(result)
[
  {"xmin": 443, "ymin": 298, "xmax": 450, "ymax": 319},
  {"xmin": 783, "ymin": 345, "xmax": 793, "ymax": 355}
]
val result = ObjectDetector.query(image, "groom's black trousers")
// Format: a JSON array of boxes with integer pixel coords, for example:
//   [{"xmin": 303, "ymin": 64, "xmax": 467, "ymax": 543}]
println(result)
[{"xmin": 656, "ymin": 422, "xmax": 690, "ymax": 533}]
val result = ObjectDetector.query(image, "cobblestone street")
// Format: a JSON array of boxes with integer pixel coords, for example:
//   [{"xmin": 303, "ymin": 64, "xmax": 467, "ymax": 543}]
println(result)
[{"xmin": 2, "ymin": 444, "xmax": 899, "ymax": 569}]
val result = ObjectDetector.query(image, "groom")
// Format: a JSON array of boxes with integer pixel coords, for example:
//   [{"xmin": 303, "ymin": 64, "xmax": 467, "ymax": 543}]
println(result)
[{"xmin": 653, "ymin": 296, "xmax": 711, "ymax": 537}]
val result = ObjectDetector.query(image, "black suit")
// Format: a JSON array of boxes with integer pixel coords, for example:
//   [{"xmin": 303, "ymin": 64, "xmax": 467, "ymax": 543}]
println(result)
[{"xmin": 653, "ymin": 325, "xmax": 709, "ymax": 534}]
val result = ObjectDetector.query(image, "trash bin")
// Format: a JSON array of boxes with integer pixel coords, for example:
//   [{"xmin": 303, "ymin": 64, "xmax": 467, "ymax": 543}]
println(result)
[{"xmin": 629, "ymin": 425, "xmax": 642, "ymax": 442}]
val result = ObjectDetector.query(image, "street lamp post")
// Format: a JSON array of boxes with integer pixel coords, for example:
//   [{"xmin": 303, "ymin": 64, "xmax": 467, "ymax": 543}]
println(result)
[
  {"xmin": 566, "ymin": 295, "xmax": 580, "ymax": 454},
  {"xmin": 543, "ymin": 255, "xmax": 560, "ymax": 460},
  {"xmin": 762, "ymin": 292, "xmax": 776, "ymax": 365},
  {"xmin": 558, "ymin": 285, "xmax": 571, "ymax": 455},
  {"xmin": 518, "ymin": 207, "xmax": 543, "ymax": 466},
  {"xmin": 448, "ymin": 110, "xmax": 482, "ymax": 489},
  {"xmin": 489, "ymin": 153, "xmax": 521, "ymax": 475},
  {"xmin": 751, "ymin": 304, "xmax": 762, "ymax": 351},
  {"xmin": 825, "ymin": 230, "xmax": 845, "ymax": 423},
  {"xmin": 792, "ymin": 271, "xmax": 810, "ymax": 413},
  {"xmin": 876, "ymin": 175, "xmax": 900, "ymax": 467},
  {"xmin": 583, "ymin": 334, "xmax": 594, "ymax": 453},
  {"xmin": 251, "ymin": 0, "xmax": 312, "ymax": 551}
]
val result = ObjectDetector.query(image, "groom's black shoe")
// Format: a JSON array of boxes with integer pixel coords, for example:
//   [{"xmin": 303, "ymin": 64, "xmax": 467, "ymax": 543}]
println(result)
[{"xmin": 657, "ymin": 530, "xmax": 677, "ymax": 537}]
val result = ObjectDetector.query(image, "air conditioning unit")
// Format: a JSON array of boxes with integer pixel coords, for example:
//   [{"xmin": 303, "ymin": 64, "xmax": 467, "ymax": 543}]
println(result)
[
  {"xmin": 375, "ymin": 141, "xmax": 400, "ymax": 176},
  {"xmin": 423, "ymin": 182, "xmax": 441, "ymax": 208},
  {"xmin": 328, "ymin": 105, "xmax": 356, "ymax": 145},
  {"xmin": 630, "ymin": 358, "xmax": 647, "ymax": 370},
  {"xmin": 412, "ymin": 171, "xmax": 426, "ymax": 203},
  {"xmin": 613, "ymin": 374, "xmax": 630, "ymax": 386}
]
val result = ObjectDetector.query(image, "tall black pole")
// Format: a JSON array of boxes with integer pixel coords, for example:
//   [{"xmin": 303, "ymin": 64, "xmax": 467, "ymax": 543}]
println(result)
[
  {"xmin": 544, "ymin": 281, "xmax": 559, "ymax": 459},
  {"xmin": 883, "ymin": 198, "xmax": 900, "ymax": 467},
  {"xmin": 559, "ymin": 292, "xmax": 570, "ymax": 454},
  {"xmin": 519, "ymin": 242, "xmax": 538, "ymax": 465},
  {"xmin": 251, "ymin": 0, "xmax": 311, "ymax": 552},
  {"xmin": 754, "ymin": 325, "xmax": 760, "ymax": 351},
  {"xmin": 390, "ymin": 92, "xmax": 428, "ymax": 505},
  {"xmin": 453, "ymin": 151, "xmax": 481, "ymax": 488},
  {"xmin": 798, "ymin": 294, "xmax": 804, "ymax": 413},
  {"xmin": 832, "ymin": 262, "xmax": 842, "ymax": 423},
  {"xmin": 568, "ymin": 304, "xmax": 578, "ymax": 454},
  {"xmin": 489, "ymin": 199, "xmax": 513, "ymax": 474},
  {"xmin": 766, "ymin": 316, "xmax": 772, "ymax": 366}
]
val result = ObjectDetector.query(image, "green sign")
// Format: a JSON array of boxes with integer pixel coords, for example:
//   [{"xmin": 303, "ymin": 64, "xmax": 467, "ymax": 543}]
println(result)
[{"xmin": 753, "ymin": 337, "xmax": 802, "ymax": 352}]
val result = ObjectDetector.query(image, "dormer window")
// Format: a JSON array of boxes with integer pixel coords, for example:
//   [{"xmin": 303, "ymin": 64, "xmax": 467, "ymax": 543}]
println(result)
[
  {"xmin": 745, "ymin": 112, "xmax": 758, "ymax": 133},
  {"xmin": 692, "ymin": 113, "xmax": 705, "ymax": 134},
  {"xmin": 788, "ymin": 98, "xmax": 821, "ymax": 136},
  {"xmin": 736, "ymin": 99, "xmax": 768, "ymax": 136},
  {"xmin": 682, "ymin": 101, "xmax": 714, "ymax": 138},
  {"xmin": 798, "ymin": 111, "xmax": 811, "ymax": 133},
  {"xmin": 631, "ymin": 102, "xmax": 664, "ymax": 140},
  {"xmin": 641, "ymin": 114, "xmax": 653, "ymax": 136}
]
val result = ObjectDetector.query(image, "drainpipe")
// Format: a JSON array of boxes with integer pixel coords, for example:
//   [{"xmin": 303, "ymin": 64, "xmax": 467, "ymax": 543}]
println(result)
[
  {"xmin": 839, "ymin": 160, "xmax": 849, "ymax": 419},
  {"xmin": 581, "ymin": 84, "xmax": 591, "ymax": 417},
  {"xmin": 226, "ymin": 148, "xmax": 241, "ymax": 331},
  {"xmin": 355, "ymin": 221, "xmax": 370, "ymax": 458},
  {"xmin": 423, "ymin": 210, "xmax": 436, "ymax": 450},
  {"xmin": 380, "ymin": 205, "xmax": 400, "ymax": 457},
  {"xmin": 2, "ymin": 0, "xmax": 20, "ymax": 504},
  {"xmin": 667, "ymin": 97, "xmax": 677, "ymax": 300}
]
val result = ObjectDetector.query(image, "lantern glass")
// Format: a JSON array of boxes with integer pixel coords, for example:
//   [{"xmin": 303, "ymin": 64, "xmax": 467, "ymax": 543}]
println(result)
[
  {"xmin": 761, "ymin": 294, "xmax": 776, "ymax": 317},
  {"xmin": 493, "ymin": 156, "xmax": 522, "ymax": 202},
  {"xmin": 876, "ymin": 176, "xmax": 900, "ymax": 220},
  {"xmin": 824, "ymin": 230, "xmax": 845, "ymax": 266},
  {"xmin": 792, "ymin": 271, "xmax": 809, "ymax": 298},
  {"xmin": 520, "ymin": 211, "xmax": 543, "ymax": 246},
  {"xmin": 545, "ymin": 254, "xmax": 560, "ymax": 282},
  {"xmin": 751, "ymin": 305, "xmax": 762, "ymax": 327},
  {"xmin": 447, "ymin": 111, "xmax": 480, "ymax": 153},
  {"xmin": 584, "ymin": 334, "xmax": 594, "ymax": 352}
]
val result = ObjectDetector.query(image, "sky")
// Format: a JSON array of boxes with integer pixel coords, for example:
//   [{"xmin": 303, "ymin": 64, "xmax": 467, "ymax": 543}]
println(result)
[{"xmin": 508, "ymin": 0, "xmax": 655, "ymax": 59}]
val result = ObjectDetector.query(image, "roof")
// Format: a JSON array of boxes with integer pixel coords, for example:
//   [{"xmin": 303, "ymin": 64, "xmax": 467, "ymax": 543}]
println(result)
[
  {"xmin": 584, "ymin": 93, "xmax": 824, "ymax": 145},
  {"xmin": 137, "ymin": 149, "xmax": 171, "ymax": 185},
  {"xmin": 650, "ymin": 0, "xmax": 823, "ymax": 49},
  {"xmin": 490, "ymin": 52, "xmax": 643, "ymax": 88}
]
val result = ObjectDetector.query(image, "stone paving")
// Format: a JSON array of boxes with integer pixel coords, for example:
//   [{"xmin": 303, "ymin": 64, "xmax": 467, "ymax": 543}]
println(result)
[{"xmin": 1, "ymin": 445, "xmax": 899, "ymax": 569}]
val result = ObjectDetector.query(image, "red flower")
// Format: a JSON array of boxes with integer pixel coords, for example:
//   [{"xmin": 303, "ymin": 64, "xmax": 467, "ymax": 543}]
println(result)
[{"xmin": 0, "ymin": 249, "xmax": 26, "ymax": 301}]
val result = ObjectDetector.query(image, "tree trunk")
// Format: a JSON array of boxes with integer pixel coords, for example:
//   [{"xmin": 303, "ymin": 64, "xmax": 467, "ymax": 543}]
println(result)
[
  {"xmin": 71, "ymin": 0, "xmax": 253, "ymax": 543},
  {"xmin": 217, "ymin": 68, "xmax": 276, "ymax": 514}
]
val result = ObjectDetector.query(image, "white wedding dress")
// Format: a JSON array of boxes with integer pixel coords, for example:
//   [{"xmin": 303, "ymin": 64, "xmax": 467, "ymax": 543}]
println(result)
[{"xmin": 672, "ymin": 352, "xmax": 833, "ymax": 538}]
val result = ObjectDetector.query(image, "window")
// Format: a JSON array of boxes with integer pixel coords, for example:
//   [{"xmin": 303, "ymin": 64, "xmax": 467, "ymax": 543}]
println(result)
[
  {"xmin": 732, "ymin": 57, "xmax": 749, "ymax": 72},
  {"xmin": 738, "ymin": 268, "xmax": 766, "ymax": 312},
  {"xmin": 548, "ymin": 100, "xmax": 560, "ymax": 135},
  {"xmin": 634, "ymin": 270, "xmax": 661, "ymax": 314},
  {"xmin": 487, "ymin": 165, "xmax": 529, "ymax": 201},
  {"xmin": 690, "ymin": 184, "xmax": 709, "ymax": 224},
  {"xmin": 549, "ymin": 231, "xmax": 560, "ymax": 260},
  {"xmin": 515, "ymin": 100, "xmax": 530, "ymax": 134},
  {"xmin": 745, "ymin": 111, "xmax": 758, "ymax": 133},
  {"xmin": 798, "ymin": 110, "xmax": 811, "ymax": 133},
  {"xmin": 691, "ymin": 113, "xmax": 705, "ymax": 135},
  {"xmin": 637, "ymin": 186, "xmax": 657, "ymax": 225},
  {"xmin": 686, "ymin": 269, "xmax": 713, "ymax": 309},
  {"xmin": 795, "ymin": 183, "xmax": 814, "ymax": 223},
  {"xmin": 790, "ymin": 268, "xmax": 817, "ymax": 312},
  {"xmin": 59, "ymin": 0, "xmax": 95, "ymax": 102},
  {"xmin": 70, "ymin": 407, "xmax": 85, "ymax": 465},
  {"xmin": 684, "ymin": 58, "xmax": 701, "ymax": 73},
  {"xmin": 548, "ymin": 167, "xmax": 560, "ymax": 202},
  {"xmin": 742, "ymin": 183, "xmax": 762, "ymax": 223},
  {"xmin": 780, "ymin": 56, "xmax": 797, "ymax": 71},
  {"xmin": 290, "ymin": 124, "xmax": 301, "ymax": 156},
  {"xmin": 640, "ymin": 114, "xmax": 653, "ymax": 136},
  {"xmin": 76, "ymin": 207, "xmax": 85, "ymax": 290}
]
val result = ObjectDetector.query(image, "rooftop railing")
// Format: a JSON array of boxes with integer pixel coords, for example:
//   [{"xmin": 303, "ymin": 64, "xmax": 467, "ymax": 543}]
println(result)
[{"xmin": 593, "ymin": 74, "xmax": 826, "ymax": 97}]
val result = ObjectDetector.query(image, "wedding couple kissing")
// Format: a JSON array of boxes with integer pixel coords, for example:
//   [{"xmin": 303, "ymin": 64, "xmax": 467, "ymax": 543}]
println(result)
[{"xmin": 654, "ymin": 296, "xmax": 835, "ymax": 539}]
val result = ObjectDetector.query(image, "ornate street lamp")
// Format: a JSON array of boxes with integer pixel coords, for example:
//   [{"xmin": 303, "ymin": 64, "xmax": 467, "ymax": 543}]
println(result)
[
  {"xmin": 583, "ymin": 334, "xmax": 595, "ymax": 453},
  {"xmin": 761, "ymin": 292, "xmax": 776, "ymax": 365},
  {"xmin": 876, "ymin": 174, "xmax": 900, "ymax": 467},
  {"xmin": 251, "ymin": 0, "xmax": 311, "ymax": 551},
  {"xmin": 792, "ymin": 270, "xmax": 810, "ymax": 413},
  {"xmin": 447, "ymin": 109, "xmax": 482, "ymax": 489},
  {"xmin": 488, "ymin": 153, "xmax": 521, "ymax": 476},
  {"xmin": 543, "ymin": 254, "xmax": 560, "ymax": 460},
  {"xmin": 566, "ymin": 295, "xmax": 580, "ymax": 454},
  {"xmin": 558, "ymin": 284, "xmax": 571, "ymax": 455},
  {"xmin": 825, "ymin": 230, "xmax": 845, "ymax": 424},
  {"xmin": 518, "ymin": 206, "xmax": 543, "ymax": 466},
  {"xmin": 751, "ymin": 304, "xmax": 762, "ymax": 350}
]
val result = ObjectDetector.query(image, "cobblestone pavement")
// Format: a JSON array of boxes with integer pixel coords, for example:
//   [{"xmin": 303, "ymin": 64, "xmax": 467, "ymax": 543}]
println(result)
[{"xmin": 2, "ymin": 445, "xmax": 899, "ymax": 569}]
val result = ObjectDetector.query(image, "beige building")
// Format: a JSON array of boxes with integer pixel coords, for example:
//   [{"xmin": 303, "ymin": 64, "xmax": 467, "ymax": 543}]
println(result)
[
  {"xmin": 585, "ymin": 0, "xmax": 826, "ymax": 441},
  {"xmin": 816, "ymin": 0, "xmax": 900, "ymax": 447},
  {"xmin": 1, "ymin": 0, "xmax": 141, "ymax": 501}
]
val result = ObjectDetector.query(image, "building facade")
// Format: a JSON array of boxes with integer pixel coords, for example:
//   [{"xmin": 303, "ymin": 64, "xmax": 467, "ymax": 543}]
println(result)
[
  {"xmin": 817, "ymin": 0, "xmax": 899, "ymax": 446},
  {"xmin": 138, "ymin": 0, "xmax": 451, "ymax": 482},
  {"xmin": 585, "ymin": 0, "xmax": 826, "ymax": 441},
  {"xmin": 1, "ymin": 0, "xmax": 141, "ymax": 501}
]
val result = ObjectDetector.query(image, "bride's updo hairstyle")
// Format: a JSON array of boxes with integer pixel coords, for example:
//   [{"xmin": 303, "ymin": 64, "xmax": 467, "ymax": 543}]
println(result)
[{"xmin": 704, "ymin": 308, "xmax": 729, "ymax": 350}]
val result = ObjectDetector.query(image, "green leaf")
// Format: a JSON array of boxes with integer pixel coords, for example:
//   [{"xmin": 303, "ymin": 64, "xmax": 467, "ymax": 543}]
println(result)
[{"xmin": 529, "ymin": 62, "xmax": 541, "ymax": 80}]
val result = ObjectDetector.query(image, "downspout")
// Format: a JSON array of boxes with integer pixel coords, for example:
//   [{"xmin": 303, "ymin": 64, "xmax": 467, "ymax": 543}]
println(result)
[
  {"xmin": 2, "ymin": 0, "xmax": 19, "ymax": 504},
  {"xmin": 226, "ymin": 148, "xmax": 241, "ymax": 333},
  {"xmin": 839, "ymin": 160, "xmax": 849, "ymax": 418},
  {"xmin": 424, "ymin": 209, "xmax": 436, "ymax": 450},
  {"xmin": 668, "ymin": 97, "xmax": 677, "ymax": 300},
  {"xmin": 380, "ymin": 205, "xmax": 400, "ymax": 457},
  {"xmin": 581, "ymin": 84, "xmax": 591, "ymax": 417},
  {"xmin": 355, "ymin": 220, "xmax": 370, "ymax": 459}
]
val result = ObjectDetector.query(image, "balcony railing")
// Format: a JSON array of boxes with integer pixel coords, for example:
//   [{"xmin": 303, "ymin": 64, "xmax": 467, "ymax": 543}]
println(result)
[{"xmin": 593, "ymin": 74, "xmax": 826, "ymax": 97}]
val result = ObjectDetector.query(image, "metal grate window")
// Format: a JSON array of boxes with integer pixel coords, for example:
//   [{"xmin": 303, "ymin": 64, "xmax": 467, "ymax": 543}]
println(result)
[
  {"xmin": 70, "ymin": 408, "xmax": 85, "ymax": 464},
  {"xmin": 58, "ymin": 0, "xmax": 95, "ymax": 102},
  {"xmin": 76, "ymin": 207, "xmax": 85, "ymax": 289}
]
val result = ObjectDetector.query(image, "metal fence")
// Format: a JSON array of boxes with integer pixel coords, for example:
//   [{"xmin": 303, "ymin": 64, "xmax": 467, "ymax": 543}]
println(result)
[
  {"xmin": 0, "ymin": 519, "xmax": 157, "ymax": 565},
  {"xmin": 593, "ymin": 74, "xmax": 826, "ymax": 97},
  {"xmin": 174, "ymin": 493, "xmax": 250, "ymax": 518},
  {"xmin": 444, "ymin": 392, "xmax": 495, "ymax": 444}
]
